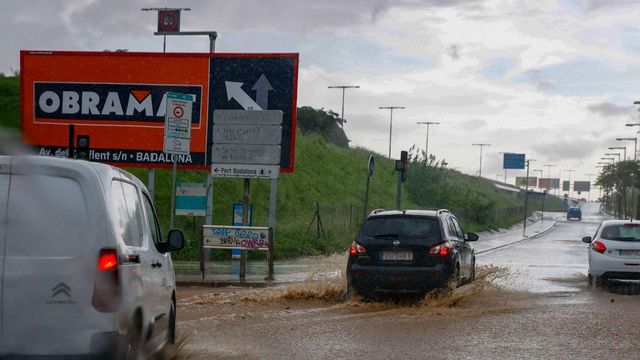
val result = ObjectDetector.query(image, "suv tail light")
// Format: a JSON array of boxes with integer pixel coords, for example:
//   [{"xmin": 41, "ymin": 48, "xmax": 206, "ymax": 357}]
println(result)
[
  {"xmin": 429, "ymin": 242, "xmax": 452, "ymax": 256},
  {"xmin": 350, "ymin": 241, "xmax": 366, "ymax": 255},
  {"xmin": 591, "ymin": 241, "xmax": 606, "ymax": 254},
  {"xmin": 92, "ymin": 248, "xmax": 122, "ymax": 312}
]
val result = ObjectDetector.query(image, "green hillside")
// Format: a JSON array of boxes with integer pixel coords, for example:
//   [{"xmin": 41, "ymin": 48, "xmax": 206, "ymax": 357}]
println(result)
[{"xmin": 0, "ymin": 74, "xmax": 563, "ymax": 260}]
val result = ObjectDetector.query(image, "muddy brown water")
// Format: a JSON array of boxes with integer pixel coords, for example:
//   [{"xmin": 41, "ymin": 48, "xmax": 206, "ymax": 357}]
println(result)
[{"xmin": 167, "ymin": 261, "xmax": 640, "ymax": 360}]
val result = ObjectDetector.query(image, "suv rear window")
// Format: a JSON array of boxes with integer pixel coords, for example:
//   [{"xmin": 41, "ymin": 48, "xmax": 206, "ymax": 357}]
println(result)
[
  {"xmin": 600, "ymin": 224, "xmax": 640, "ymax": 241},
  {"xmin": 361, "ymin": 216, "xmax": 441, "ymax": 240}
]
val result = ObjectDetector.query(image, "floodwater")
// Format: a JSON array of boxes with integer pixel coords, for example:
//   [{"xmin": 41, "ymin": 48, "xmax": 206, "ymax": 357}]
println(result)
[{"xmin": 173, "ymin": 203, "xmax": 640, "ymax": 359}]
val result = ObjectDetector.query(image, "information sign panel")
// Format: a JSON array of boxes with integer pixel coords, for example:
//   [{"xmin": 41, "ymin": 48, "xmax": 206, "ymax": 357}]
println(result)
[{"xmin": 203, "ymin": 225, "xmax": 271, "ymax": 250}]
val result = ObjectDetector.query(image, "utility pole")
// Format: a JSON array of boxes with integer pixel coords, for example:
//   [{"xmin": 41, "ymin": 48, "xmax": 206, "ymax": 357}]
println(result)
[
  {"xmin": 416, "ymin": 121, "xmax": 440, "ymax": 159},
  {"xmin": 379, "ymin": 106, "xmax": 405, "ymax": 158},
  {"xmin": 328, "ymin": 85, "xmax": 359, "ymax": 128},
  {"xmin": 608, "ymin": 146, "xmax": 626, "ymax": 161},
  {"xmin": 472, "ymin": 143, "xmax": 491, "ymax": 177}
]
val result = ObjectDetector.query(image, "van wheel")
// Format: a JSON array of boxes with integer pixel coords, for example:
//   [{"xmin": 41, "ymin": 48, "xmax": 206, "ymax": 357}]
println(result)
[
  {"xmin": 168, "ymin": 301, "xmax": 176, "ymax": 344},
  {"xmin": 125, "ymin": 316, "xmax": 142, "ymax": 360}
]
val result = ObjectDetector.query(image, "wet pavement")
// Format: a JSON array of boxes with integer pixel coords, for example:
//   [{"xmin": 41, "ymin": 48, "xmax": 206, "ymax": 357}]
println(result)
[
  {"xmin": 173, "ymin": 202, "xmax": 640, "ymax": 359},
  {"xmin": 174, "ymin": 211, "xmax": 559, "ymax": 287}
]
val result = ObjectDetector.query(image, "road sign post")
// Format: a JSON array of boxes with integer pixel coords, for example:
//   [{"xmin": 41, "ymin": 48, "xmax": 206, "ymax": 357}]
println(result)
[{"xmin": 164, "ymin": 92, "xmax": 195, "ymax": 228}]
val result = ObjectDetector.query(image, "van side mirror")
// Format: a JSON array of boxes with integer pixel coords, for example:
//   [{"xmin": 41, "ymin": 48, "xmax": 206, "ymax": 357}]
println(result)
[
  {"xmin": 465, "ymin": 232, "xmax": 479, "ymax": 242},
  {"xmin": 157, "ymin": 229, "xmax": 185, "ymax": 253},
  {"xmin": 581, "ymin": 236, "xmax": 592, "ymax": 244}
]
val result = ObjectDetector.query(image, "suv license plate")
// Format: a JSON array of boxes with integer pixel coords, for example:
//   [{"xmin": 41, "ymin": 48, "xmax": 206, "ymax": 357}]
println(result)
[
  {"xmin": 619, "ymin": 250, "xmax": 640, "ymax": 256},
  {"xmin": 381, "ymin": 251, "xmax": 413, "ymax": 261}
]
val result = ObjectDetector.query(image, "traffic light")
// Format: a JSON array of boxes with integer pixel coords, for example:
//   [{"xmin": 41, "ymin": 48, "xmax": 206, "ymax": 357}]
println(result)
[
  {"xmin": 76, "ymin": 135, "xmax": 90, "ymax": 160},
  {"xmin": 399, "ymin": 151, "xmax": 409, "ymax": 182}
]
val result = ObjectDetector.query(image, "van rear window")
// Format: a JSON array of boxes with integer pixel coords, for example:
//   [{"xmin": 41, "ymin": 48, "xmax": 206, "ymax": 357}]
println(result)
[
  {"xmin": 6, "ymin": 174, "xmax": 88, "ymax": 257},
  {"xmin": 110, "ymin": 180, "xmax": 144, "ymax": 247}
]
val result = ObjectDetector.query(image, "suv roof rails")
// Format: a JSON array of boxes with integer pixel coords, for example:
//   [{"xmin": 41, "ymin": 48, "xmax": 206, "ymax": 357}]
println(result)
[
  {"xmin": 437, "ymin": 209, "xmax": 450, "ymax": 215},
  {"xmin": 368, "ymin": 208, "xmax": 386, "ymax": 216}
]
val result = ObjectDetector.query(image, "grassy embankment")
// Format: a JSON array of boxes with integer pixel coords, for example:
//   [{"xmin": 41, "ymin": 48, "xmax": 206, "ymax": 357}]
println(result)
[{"xmin": 1, "ymin": 74, "xmax": 562, "ymax": 260}]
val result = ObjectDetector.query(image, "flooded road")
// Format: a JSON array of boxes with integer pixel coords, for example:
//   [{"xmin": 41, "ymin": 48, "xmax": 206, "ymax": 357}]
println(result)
[{"xmin": 174, "ymin": 203, "xmax": 640, "ymax": 359}]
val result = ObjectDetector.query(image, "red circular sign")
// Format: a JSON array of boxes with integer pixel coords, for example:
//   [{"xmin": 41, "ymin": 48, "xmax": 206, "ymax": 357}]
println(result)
[{"xmin": 173, "ymin": 106, "xmax": 184, "ymax": 118}]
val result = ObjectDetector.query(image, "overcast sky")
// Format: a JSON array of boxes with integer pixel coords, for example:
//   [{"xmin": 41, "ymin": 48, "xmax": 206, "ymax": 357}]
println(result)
[{"xmin": 4, "ymin": 0, "xmax": 640, "ymax": 189}]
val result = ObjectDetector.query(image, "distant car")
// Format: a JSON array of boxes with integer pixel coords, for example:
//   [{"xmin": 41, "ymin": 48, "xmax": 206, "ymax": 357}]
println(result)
[
  {"xmin": 346, "ymin": 209, "xmax": 479, "ymax": 299},
  {"xmin": 567, "ymin": 207, "xmax": 582, "ymax": 221},
  {"xmin": 0, "ymin": 156, "xmax": 184, "ymax": 358},
  {"xmin": 582, "ymin": 220, "xmax": 640, "ymax": 287}
]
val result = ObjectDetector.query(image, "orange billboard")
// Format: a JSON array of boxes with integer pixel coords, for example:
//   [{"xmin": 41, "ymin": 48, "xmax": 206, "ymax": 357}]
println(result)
[
  {"xmin": 21, "ymin": 51, "xmax": 299, "ymax": 172},
  {"xmin": 21, "ymin": 51, "xmax": 210, "ymax": 168}
]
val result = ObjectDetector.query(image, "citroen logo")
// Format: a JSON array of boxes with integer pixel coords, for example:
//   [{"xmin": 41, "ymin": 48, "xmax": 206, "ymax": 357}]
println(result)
[{"xmin": 393, "ymin": 240, "xmax": 400, "ymax": 246}]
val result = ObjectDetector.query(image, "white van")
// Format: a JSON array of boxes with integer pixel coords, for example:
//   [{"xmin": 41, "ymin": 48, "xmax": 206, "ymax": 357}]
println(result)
[{"xmin": 0, "ymin": 155, "xmax": 184, "ymax": 358}]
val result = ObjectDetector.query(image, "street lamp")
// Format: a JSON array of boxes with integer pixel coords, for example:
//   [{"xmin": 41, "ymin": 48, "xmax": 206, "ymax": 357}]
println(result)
[
  {"xmin": 542, "ymin": 164, "xmax": 557, "ymax": 193},
  {"xmin": 416, "ymin": 121, "xmax": 440, "ymax": 158},
  {"xmin": 605, "ymin": 153, "xmax": 621, "ymax": 162},
  {"xmin": 472, "ymin": 143, "xmax": 491, "ymax": 177},
  {"xmin": 379, "ymin": 106, "xmax": 405, "ymax": 158},
  {"xmin": 617, "ymin": 137, "xmax": 637, "ymax": 161},
  {"xmin": 562, "ymin": 169, "xmax": 575, "ymax": 198},
  {"xmin": 608, "ymin": 146, "xmax": 627, "ymax": 161},
  {"xmin": 533, "ymin": 169, "xmax": 543, "ymax": 189},
  {"xmin": 328, "ymin": 85, "xmax": 359, "ymax": 128},
  {"xmin": 585, "ymin": 173, "xmax": 597, "ymax": 202}
]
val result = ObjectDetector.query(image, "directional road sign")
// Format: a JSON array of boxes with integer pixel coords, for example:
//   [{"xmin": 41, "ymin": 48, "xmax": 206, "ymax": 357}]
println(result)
[
  {"xmin": 503, "ymin": 153, "xmax": 525, "ymax": 169},
  {"xmin": 209, "ymin": 55, "xmax": 298, "ymax": 172}
]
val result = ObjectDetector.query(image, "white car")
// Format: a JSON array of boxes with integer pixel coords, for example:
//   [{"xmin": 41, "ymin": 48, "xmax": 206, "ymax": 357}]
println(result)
[
  {"xmin": 582, "ymin": 219, "xmax": 640, "ymax": 287},
  {"xmin": 0, "ymin": 156, "xmax": 184, "ymax": 358}
]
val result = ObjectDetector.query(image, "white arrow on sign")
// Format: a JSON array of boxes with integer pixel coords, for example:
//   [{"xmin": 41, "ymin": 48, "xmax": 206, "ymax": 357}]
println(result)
[
  {"xmin": 252, "ymin": 74, "xmax": 273, "ymax": 110},
  {"xmin": 225, "ymin": 81, "xmax": 263, "ymax": 110}
]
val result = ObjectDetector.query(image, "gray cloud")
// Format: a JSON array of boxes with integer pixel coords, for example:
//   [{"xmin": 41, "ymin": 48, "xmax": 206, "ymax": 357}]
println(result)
[
  {"xmin": 532, "ymin": 137, "xmax": 600, "ymax": 162},
  {"xmin": 587, "ymin": 102, "xmax": 631, "ymax": 117}
]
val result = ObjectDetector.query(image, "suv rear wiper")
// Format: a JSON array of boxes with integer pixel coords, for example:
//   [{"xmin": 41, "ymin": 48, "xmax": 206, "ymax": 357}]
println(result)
[{"xmin": 373, "ymin": 233, "xmax": 400, "ymax": 239}]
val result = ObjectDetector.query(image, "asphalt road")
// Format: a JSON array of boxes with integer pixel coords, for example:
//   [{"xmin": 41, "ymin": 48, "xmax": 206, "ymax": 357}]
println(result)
[{"xmin": 173, "ymin": 203, "xmax": 640, "ymax": 360}]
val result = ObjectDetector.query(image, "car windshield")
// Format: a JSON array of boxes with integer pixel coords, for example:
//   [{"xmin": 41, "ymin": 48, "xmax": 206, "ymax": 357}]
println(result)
[
  {"xmin": 600, "ymin": 225, "xmax": 640, "ymax": 241},
  {"xmin": 361, "ymin": 216, "xmax": 440, "ymax": 240}
]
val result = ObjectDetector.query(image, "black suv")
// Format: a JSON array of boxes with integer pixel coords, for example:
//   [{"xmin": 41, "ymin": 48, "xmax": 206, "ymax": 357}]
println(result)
[{"xmin": 347, "ymin": 209, "xmax": 479, "ymax": 298}]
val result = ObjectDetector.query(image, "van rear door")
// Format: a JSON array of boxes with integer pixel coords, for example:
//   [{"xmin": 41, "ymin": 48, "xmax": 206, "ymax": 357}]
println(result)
[
  {"xmin": 1, "ymin": 158, "xmax": 107, "ymax": 355},
  {"xmin": 0, "ymin": 156, "xmax": 11, "ymax": 338}
]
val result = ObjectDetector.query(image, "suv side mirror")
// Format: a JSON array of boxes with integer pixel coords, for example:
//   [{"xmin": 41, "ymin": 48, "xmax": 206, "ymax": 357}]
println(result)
[
  {"xmin": 581, "ymin": 236, "xmax": 592, "ymax": 244},
  {"xmin": 158, "ymin": 229, "xmax": 185, "ymax": 253},
  {"xmin": 465, "ymin": 232, "xmax": 479, "ymax": 242}
]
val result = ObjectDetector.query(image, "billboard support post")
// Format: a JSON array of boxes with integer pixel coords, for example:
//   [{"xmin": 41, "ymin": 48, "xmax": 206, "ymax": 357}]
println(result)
[{"xmin": 267, "ymin": 179, "xmax": 277, "ymax": 280}]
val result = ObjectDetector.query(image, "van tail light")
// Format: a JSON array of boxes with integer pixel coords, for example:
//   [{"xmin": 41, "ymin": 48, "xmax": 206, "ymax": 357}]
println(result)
[
  {"xmin": 591, "ymin": 241, "xmax": 606, "ymax": 254},
  {"xmin": 350, "ymin": 241, "xmax": 366, "ymax": 255},
  {"xmin": 429, "ymin": 242, "xmax": 452, "ymax": 257},
  {"xmin": 92, "ymin": 248, "xmax": 122, "ymax": 312},
  {"xmin": 97, "ymin": 249, "xmax": 118, "ymax": 271}
]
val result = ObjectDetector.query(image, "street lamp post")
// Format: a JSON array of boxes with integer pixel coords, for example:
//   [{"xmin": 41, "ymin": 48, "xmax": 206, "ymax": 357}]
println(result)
[
  {"xmin": 328, "ymin": 85, "xmax": 359, "ymax": 128},
  {"xmin": 416, "ymin": 121, "xmax": 440, "ymax": 158},
  {"xmin": 585, "ymin": 173, "xmax": 597, "ymax": 202},
  {"xmin": 605, "ymin": 153, "xmax": 621, "ymax": 162},
  {"xmin": 563, "ymin": 169, "xmax": 575, "ymax": 198},
  {"xmin": 472, "ymin": 143, "xmax": 491, "ymax": 177},
  {"xmin": 523, "ymin": 159, "xmax": 535, "ymax": 237},
  {"xmin": 608, "ymin": 146, "xmax": 627, "ymax": 161},
  {"xmin": 379, "ymin": 106, "xmax": 405, "ymax": 158},
  {"xmin": 542, "ymin": 164, "xmax": 557, "ymax": 194},
  {"xmin": 617, "ymin": 137, "xmax": 638, "ymax": 161}
]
